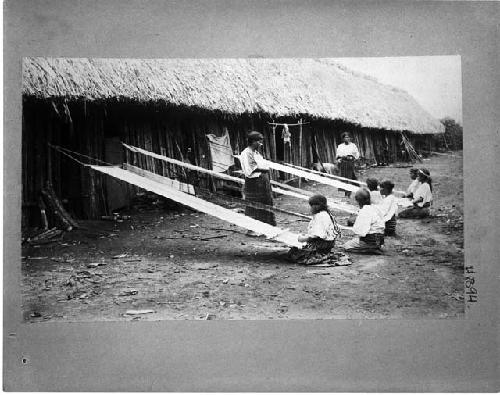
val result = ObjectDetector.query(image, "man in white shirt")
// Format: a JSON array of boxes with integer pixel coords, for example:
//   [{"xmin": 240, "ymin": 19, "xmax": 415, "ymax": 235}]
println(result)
[
  {"xmin": 336, "ymin": 132, "xmax": 360, "ymax": 198},
  {"xmin": 342, "ymin": 189, "xmax": 385, "ymax": 253}
]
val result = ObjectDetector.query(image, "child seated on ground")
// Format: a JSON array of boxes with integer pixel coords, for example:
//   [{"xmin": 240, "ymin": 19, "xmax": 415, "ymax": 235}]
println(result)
[
  {"xmin": 366, "ymin": 178, "xmax": 382, "ymax": 205},
  {"xmin": 399, "ymin": 169, "xmax": 433, "ymax": 219},
  {"xmin": 404, "ymin": 168, "xmax": 420, "ymax": 198},
  {"xmin": 342, "ymin": 188, "xmax": 385, "ymax": 254},
  {"xmin": 346, "ymin": 178, "xmax": 380, "ymax": 227},
  {"xmin": 377, "ymin": 180, "xmax": 398, "ymax": 236},
  {"xmin": 288, "ymin": 194, "xmax": 350, "ymax": 266}
]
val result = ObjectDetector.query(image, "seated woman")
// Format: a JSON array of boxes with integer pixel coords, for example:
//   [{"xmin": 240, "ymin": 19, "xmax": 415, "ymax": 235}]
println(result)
[
  {"xmin": 378, "ymin": 180, "xmax": 398, "ymax": 236},
  {"xmin": 366, "ymin": 177, "xmax": 382, "ymax": 205},
  {"xmin": 288, "ymin": 194, "xmax": 349, "ymax": 266},
  {"xmin": 404, "ymin": 168, "xmax": 421, "ymax": 199},
  {"xmin": 399, "ymin": 169, "xmax": 433, "ymax": 219},
  {"xmin": 342, "ymin": 189, "xmax": 385, "ymax": 254},
  {"xmin": 346, "ymin": 178, "xmax": 380, "ymax": 226}
]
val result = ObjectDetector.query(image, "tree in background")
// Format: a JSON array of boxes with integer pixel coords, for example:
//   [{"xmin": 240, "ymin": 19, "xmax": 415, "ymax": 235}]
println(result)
[{"xmin": 439, "ymin": 117, "xmax": 463, "ymax": 151}]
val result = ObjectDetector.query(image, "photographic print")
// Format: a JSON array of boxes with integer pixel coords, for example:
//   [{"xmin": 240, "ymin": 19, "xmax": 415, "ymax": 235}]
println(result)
[{"xmin": 21, "ymin": 56, "xmax": 464, "ymax": 322}]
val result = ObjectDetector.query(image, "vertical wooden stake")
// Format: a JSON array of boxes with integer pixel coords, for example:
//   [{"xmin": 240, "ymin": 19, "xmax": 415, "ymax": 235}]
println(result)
[
  {"xmin": 283, "ymin": 131, "xmax": 287, "ymax": 164},
  {"xmin": 313, "ymin": 134, "xmax": 325, "ymax": 172},
  {"xmin": 47, "ymin": 125, "xmax": 53, "ymax": 188},
  {"xmin": 298, "ymin": 118, "xmax": 303, "ymax": 188},
  {"xmin": 271, "ymin": 125, "xmax": 277, "ymax": 161}
]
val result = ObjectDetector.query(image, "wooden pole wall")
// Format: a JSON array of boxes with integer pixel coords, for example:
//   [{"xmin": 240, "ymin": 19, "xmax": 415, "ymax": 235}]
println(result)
[{"xmin": 22, "ymin": 99, "xmax": 431, "ymax": 227}]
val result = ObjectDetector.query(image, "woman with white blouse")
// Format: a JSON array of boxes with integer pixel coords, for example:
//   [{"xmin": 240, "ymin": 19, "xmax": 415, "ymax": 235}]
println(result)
[
  {"xmin": 287, "ymin": 194, "xmax": 347, "ymax": 265},
  {"xmin": 399, "ymin": 169, "xmax": 433, "ymax": 219},
  {"xmin": 336, "ymin": 132, "xmax": 360, "ymax": 198},
  {"xmin": 239, "ymin": 131, "xmax": 276, "ymax": 226}
]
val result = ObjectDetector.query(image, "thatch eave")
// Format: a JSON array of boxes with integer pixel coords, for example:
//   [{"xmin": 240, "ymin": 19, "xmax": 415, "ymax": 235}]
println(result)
[{"xmin": 23, "ymin": 57, "xmax": 444, "ymax": 135}]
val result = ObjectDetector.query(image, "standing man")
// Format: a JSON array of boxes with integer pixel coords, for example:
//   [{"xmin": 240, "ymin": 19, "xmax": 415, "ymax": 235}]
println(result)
[
  {"xmin": 239, "ymin": 131, "xmax": 276, "ymax": 228},
  {"xmin": 336, "ymin": 132, "xmax": 360, "ymax": 198}
]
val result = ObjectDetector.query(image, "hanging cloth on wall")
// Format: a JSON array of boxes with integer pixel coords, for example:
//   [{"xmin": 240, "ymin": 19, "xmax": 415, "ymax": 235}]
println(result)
[
  {"xmin": 281, "ymin": 124, "xmax": 291, "ymax": 145},
  {"xmin": 206, "ymin": 130, "xmax": 235, "ymax": 172}
]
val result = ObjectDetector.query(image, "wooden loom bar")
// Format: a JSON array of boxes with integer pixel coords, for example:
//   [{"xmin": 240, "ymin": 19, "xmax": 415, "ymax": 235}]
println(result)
[
  {"xmin": 269, "ymin": 180, "xmax": 358, "ymax": 214},
  {"xmin": 127, "ymin": 164, "xmax": 325, "ymax": 222},
  {"xmin": 90, "ymin": 165, "xmax": 303, "ymax": 248},
  {"xmin": 281, "ymin": 162, "xmax": 406, "ymax": 197},
  {"xmin": 123, "ymin": 143, "xmax": 358, "ymax": 213},
  {"xmin": 284, "ymin": 162, "xmax": 366, "ymax": 186},
  {"xmin": 263, "ymin": 159, "xmax": 359, "ymax": 192}
]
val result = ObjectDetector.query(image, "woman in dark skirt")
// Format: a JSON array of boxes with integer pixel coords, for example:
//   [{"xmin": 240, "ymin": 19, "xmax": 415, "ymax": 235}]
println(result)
[
  {"xmin": 239, "ymin": 131, "xmax": 276, "ymax": 226},
  {"xmin": 378, "ymin": 179, "xmax": 398, "ymax": 236},
  {"xmin": 336, "ymin": 132, "xmax": 360, "ymax": 198},
  {"xmin": 288, "ymin": 194, "xmax": 350, "ymax": 265},
  {"xmin": 399, "ymin": 169, "xmax": 433, "ymax": 219}
]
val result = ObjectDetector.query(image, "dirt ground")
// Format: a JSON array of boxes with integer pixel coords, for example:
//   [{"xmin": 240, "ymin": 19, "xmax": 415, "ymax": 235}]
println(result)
[{"xmin": 22, "ymin": 153, "xmax": 464, "ymax": 321}]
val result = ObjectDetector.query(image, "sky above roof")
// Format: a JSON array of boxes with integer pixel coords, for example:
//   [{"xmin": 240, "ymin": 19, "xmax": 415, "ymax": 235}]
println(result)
[{"xmin": 335, "ymin": 56, "xmax": 462, "ymax": 124}]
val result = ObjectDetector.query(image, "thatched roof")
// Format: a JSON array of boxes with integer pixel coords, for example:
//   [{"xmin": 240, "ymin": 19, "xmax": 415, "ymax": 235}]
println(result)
[{"xmin": 22, "ymin": 57, "xmax": 444, "ymax": 134}]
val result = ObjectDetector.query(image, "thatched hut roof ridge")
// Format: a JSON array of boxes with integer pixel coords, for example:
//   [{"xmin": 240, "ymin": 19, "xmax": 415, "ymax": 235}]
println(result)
[{"xmin": 22, "ymin": 57, "xmax": 444, "ymax": 134}]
